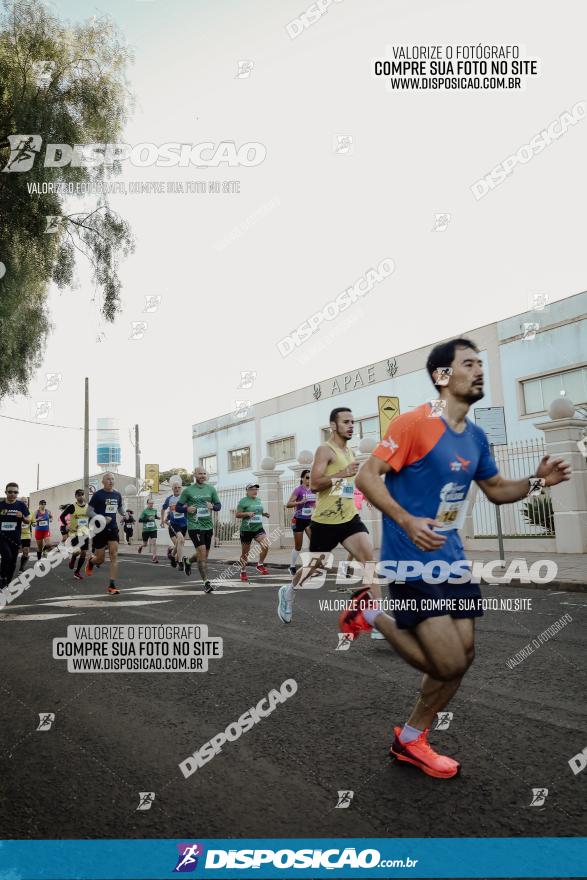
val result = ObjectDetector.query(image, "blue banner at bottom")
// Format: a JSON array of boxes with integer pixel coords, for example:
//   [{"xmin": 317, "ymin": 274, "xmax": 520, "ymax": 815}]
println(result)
[{"xmin": 0, "ymin": 838, "xmax": 585, "ymax": 879}]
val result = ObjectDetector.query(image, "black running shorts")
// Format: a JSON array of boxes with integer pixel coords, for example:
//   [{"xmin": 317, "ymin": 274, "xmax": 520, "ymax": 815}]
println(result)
[
  {"xmin": 292, "ymin": 517, "xmax": 312, "ymax": 534},
  {"xmin": 240, "ymin": 529, "xmax": 266, "ymax": 544},
  {"xmin": 309, "ymin": 515, "xmax": 368, "ymax": 552},
  {"xmin": 92, "ymin": 528, "xmax": 119, "ymax": 551},
  {"xmin": 388, "ymin": 579, "xmax": 484, "ymax": 629},
  {"xmin": 188, "ymin": 528, "xmax": 212, "ymax": 550}
]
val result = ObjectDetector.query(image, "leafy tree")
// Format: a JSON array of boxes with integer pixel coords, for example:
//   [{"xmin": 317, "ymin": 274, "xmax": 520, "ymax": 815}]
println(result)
[
  {"xmin": 0, "ymin": 0, "xmax": 134, "ymax": 399},
  {"xmin": 160, "ymin": 468, "xmax": 192, "ymax": 486}
]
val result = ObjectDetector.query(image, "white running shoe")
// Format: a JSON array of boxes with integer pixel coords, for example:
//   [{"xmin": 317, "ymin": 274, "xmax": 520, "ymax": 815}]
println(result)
[
  {"xmin": 371, "ymin": 629, "xmax": 386, "ymax": 640},
  {"xmin": 277, "ymin": 584, "xmax": 293, "ymax": 624}
]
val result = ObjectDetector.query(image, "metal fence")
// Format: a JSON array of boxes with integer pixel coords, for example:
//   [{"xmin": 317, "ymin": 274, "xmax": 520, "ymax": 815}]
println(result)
[
  {"xmin": 212, "ymin": 483, "xmax": 248, "ymax": 546},
  {"xmin": 281, "ymin": 475, "xmax": 298, "ymax": 531},
  {"xmin": 471, "ymin": 438, "xmax": 555, "ymax": 537},
  {"xmin": 210, "ymin": 441, "xmax": 553, "ymax": 546},
  {"xmin": 211, "ymin": 477, "xmax": 302, "ymax": 546}
]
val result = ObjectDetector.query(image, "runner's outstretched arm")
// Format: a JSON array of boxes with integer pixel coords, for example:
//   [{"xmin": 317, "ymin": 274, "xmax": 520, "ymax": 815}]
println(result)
[{"xmin": 477, "ymin": 455, "xmax": 571, "ymax": 503}]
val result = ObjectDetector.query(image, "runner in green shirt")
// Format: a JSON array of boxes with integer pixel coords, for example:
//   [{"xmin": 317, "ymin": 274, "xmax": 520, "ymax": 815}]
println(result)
[
  {"xmin": 236, "ymin": 483, "xmax": 271, "ymax": 582},
  {"xmin": 138, "ymin": 499, "xmax": 159, "ymax": 563},
  {"xmin": 178, "ymin": 467, "xmax": 221, "ymax": 592}
]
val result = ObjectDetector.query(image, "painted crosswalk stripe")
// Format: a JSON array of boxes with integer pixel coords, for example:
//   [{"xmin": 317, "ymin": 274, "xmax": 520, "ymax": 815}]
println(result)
[
  {"xmin": 0, "ymin": 613, "xmax": 80, "ymax": 621},
  {"xmin": 37, "ymin": 599, "xmax": 172, "ymax": 608}
]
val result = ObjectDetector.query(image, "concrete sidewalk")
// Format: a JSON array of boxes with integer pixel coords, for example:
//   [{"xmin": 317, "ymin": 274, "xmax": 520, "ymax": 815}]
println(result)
[{"xmin": 117, "ymin": 541, "xmax": 586, "ymax": 591}]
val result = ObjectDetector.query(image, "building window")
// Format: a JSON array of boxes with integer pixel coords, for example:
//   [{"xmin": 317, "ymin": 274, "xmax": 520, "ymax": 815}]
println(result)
[
  {"xmin": 521, "ymin": 367, "xmax": 587, "ymax": 415},
  {"xmin": 356, "ymin": 416, "xmax": 379, "ymax": 440},
  {"xmin": 267, "ymin": 436, "xmax": 295, "ymax": 462},
  {"xmin": 228, "ymin": 447, "xmax": 251, "ymax": 471},
  {"xmin": 200, "ymin": 454, "xmax": 217, "ymax": 475}
]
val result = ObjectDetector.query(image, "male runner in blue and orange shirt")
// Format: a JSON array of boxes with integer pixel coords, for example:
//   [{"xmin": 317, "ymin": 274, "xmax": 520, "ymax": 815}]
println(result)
[{"xmin": 345, "ymin": 337, "xmax": 571, "ymax": 779}]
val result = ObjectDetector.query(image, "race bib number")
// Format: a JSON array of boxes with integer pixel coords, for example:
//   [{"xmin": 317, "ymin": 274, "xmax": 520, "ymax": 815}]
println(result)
[
  {"xmin": 301, "ymin": 507, "xmax": 312, "ymax": 517},
  {"xmin": 173, "ymin": 510, "xmax": 184, "ymax": 520},
  {"xmin": 331, "ymin": 480, "xmax": 354, "ymax": 498},
  {"xmin": 77, "ymin": 517, "xmax": 89, "ymax": 527},
  {"xmin": 1, "ymin": 521, "xmax": 16, "ymax": 531},
  {"xmin": 435, "ymin": 483, "xmax": 468, "ymax": 531},
  {"xmin": 37, "ymin": 519, "xmax": 49, "ymax": 528},
  {"xmin": 304, "ymin": 493, "xmax": 316, "ymax": 502},
  {"xmin": 105, "ymin": 500, "xmax": 118, "ymax": 514},
  {"xmin": 196, "ymin": 507, "xmax": 208, "ymax": 519},
  {"xmin": 145, "ymin": 520, "xmax": 156, "ymax": 529},
  {"xmin": 249, "ymin": 514, "xmax": 262, "ymax": 524}
]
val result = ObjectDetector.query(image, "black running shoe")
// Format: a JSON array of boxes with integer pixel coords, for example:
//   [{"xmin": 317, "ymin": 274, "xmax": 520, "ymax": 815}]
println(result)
[
  {"xmin": 170, "ymin": 555, "xmax": 177, "ymax": 568},
  {"xmin": 178, "ymin": 560, "xmax": 184, "ymax": 571},
  {"xmin": 183, "ymin": 557, "xmax": 191, "ymax": 576},
  {"xmin": 204, "ymin": 581, "xmax": 214, "ymax": 594}
]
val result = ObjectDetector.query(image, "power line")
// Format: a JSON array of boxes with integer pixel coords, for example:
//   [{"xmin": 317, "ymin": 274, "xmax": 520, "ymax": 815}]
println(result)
[{"xmin": 0, "ymin": 413, "xmax": 97, "ymax": 430}]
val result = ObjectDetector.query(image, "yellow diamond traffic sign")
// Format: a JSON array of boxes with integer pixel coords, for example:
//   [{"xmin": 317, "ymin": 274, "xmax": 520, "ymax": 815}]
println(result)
[{"xmin": 378, "ymin": 396, "xmax": 400, "ymax": 439}]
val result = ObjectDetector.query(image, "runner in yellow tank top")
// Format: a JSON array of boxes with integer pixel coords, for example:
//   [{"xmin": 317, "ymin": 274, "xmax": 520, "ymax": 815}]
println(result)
[
  {"xmin": 60, "ymin": 488, "xmax": 90, "ymax": 579},
  {"xmin": 277, "ymin": 406, "xmax": 376, "ymax": 625},
  {"xmin": 311, "ymin": 440, "xmax": 357, "ymax": 524}
]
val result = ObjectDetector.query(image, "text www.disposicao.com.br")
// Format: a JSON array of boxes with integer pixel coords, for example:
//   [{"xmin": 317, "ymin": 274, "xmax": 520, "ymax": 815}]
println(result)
[{"xmin": 70, "ymin": 657, "xmax": 200, "ymax": 671}]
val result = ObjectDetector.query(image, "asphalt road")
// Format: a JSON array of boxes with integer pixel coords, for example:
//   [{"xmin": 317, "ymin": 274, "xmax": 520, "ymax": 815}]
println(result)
[{"xmin": 1, "ymin": 551, "xmax": 586, "ymax": 842}]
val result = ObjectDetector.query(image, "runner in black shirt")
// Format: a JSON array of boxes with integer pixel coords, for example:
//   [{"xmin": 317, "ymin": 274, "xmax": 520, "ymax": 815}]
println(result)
[
  {"xmin": 0, "ymin": 482, "xmax": 30, "ymax": 587},
  {"xmin": 85, "ymin": 473, "xmax": 125, "ymax": 594}
]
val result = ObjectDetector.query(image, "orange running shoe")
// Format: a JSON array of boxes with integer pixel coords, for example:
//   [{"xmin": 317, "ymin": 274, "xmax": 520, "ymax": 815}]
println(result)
[
  {"xmin": 85, "ymin": 557, "xmax": 95, "ymax": 577},
  {"xmin": 338, "ymin": 587, "xmax": 374, "ymax": 639},
  {"xmin": 390, "ymin": 727, "xmax": 460, "ymax": 779}
]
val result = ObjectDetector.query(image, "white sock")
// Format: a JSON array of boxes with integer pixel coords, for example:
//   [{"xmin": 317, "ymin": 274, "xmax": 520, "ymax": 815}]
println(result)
[
  {"xmin": 400, "ymin": 723, "xmax": 423, "ymax": 743},
  {"xmin": 290, "ymin": 550, "xmax": 299, "ymax": 566},
  {"xmin": 284, "ymin": 583, "xmax": 295, "ymax": 602},
  {"xmin": 362, "ymin": 602, "xmax": 383, "ymax": 626}
]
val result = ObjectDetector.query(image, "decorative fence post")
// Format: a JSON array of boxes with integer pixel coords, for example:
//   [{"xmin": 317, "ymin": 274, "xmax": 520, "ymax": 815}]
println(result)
[
  {"xmin": 252, "ymin": 458, "xmax": 286, "ymax": 549},
  {"xmin": 534, "ymin": 412, "xmax": 587, "ymax": 553}
]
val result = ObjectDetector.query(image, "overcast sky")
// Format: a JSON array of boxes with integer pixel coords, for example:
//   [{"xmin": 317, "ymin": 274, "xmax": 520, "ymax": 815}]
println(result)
[{"xmin": 2, "ymin": 0, "xmax": 586, "ymax": 494}]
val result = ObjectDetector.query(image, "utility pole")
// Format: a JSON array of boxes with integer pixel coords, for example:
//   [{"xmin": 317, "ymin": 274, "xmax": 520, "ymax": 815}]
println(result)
[
  {"xmin": 84, "ymin": 378, "xmax": 89, "ymax": 497},
  {"xmin": 135, "ymin": 424, "xmax": 140, "ymax": 488},
  {"xmin": 490, "ymin": 443, "xmax": 505, "ymax": 567}
]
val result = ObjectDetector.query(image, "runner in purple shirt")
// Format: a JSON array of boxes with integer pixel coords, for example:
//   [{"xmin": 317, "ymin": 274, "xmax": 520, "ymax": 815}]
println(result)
[{"xmin": 285, "ymin": 469, "xmax": 316, "ymax": 575}]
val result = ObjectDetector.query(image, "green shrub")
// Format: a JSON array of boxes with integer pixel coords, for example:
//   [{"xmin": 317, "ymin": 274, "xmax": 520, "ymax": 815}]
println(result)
[{"xmin": 521, "ymin": 495, "xmax": 554, "ymax": 533}]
